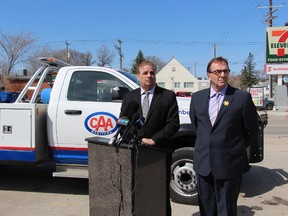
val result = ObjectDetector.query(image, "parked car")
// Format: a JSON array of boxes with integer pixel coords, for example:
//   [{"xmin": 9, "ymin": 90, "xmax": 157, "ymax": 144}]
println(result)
[
  {"xmin": 263, "ymin": 99, "xmax": 274, "ymax": 110},
  {"xmin": 256, "ymin": 99, "xmax": 274, "ymax": 110},
  {"xmin": 176, "ymin": 91, "xmax": 193, "ymax": 98}
]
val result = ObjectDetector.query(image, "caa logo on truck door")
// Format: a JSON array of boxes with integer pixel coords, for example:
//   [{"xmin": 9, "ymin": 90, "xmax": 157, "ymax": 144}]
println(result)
[{"xmin": 84, "ymin": 112, "xmax": 118, "ymax": 135}]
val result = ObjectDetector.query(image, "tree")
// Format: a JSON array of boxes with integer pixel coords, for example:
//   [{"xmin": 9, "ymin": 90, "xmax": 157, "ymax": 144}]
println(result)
[
  {"xmin": 239, "ymin": 53, "xmax": 258, "ymax": 91},
  {"xmin": 96, "ymin": 45, "xmax": 115, "ymax": 67},
  {"xmin": 131, "ymin": 50, "xmax": 145, "ymax": 74},
  {"xmin": 25, "ymin": 46, "xmax": 59, "ymax": 74},
  {"xmin": 145, "ymin": 55, "xmax": 165, "ymax": 72},
  {"xmin": 68, "ymin": 49, "xmax": 95, "ymax": 66},
  {"xmin": 228, "ymin": 72, "xmax": 241, "ymax": 89},
  {"xmin": 0, "ymin": 32, "xmax": 36, "ymax": 76},
  {"xmin": 25, "ymin": 47, "xmax": 95, "ymax": 73}
]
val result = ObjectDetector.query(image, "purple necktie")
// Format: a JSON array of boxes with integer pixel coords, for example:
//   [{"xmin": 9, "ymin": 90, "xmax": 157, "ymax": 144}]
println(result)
[{"xmin": 209, "ymin": 93, "xmax": 220, "ymax": 125}]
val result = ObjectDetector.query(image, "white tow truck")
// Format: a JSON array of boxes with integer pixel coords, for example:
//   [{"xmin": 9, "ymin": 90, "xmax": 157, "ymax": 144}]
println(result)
[{"xmin": 0, "ymin": 57, "xmax": 267, "ymax": 204}]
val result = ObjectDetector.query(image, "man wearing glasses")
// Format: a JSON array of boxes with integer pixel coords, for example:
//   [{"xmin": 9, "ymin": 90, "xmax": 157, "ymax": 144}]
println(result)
[{"xmin": 189, "ymin": 57, "xmax": 259, "ymax": 216}]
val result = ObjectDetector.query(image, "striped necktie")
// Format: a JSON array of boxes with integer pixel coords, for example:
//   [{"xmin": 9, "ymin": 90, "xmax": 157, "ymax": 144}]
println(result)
[
  {"xmin": 209, "ymin": 93, "xmax": 220, "ymax": 126},
  {"xmin": 142, "ymin": 91, "xmax": 150, "ymax": 119}
]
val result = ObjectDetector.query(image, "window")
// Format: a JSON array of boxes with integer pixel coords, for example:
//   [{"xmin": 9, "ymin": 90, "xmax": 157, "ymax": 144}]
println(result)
[
  {"xmin": 158, "ymin": 82, "xmax": 165, "ymax": 88},
  {"xmin": 174, "ymin": 82, "xmax": 181, "ymax": 88},
  {"xmin": 184, "ymin": 82, "xmax": 194, "ymax": 88},
  {"xmin": 172, "ymin": 67, "xmax": 176, "ymax": 72},
  {"xmin": 67, "ymin": 71, "xmax": 132, "ymax": 102}
]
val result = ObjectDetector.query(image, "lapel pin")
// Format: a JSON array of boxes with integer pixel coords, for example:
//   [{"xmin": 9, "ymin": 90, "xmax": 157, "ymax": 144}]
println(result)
[{"xmin": 223, "ymin": 101, "xmax": 230, "ymax": 106}]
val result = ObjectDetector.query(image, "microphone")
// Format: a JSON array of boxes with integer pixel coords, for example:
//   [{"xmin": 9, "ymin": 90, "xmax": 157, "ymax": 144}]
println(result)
[
  {"xmin": 108, "ymin": 116, "xmax": 129, "ymax": 145},
  {"xmin": 109, "ymin": 101, "xmax": 139, "ymax": 145},
  {"xmin": 121, "ymin": 114, "xmax": 145, "ymax": 145}
]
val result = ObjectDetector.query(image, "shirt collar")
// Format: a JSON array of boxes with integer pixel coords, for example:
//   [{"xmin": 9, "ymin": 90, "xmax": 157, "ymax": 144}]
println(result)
[
  {"xmin": 141, "ymin": 85, "xmax": 156, "ymax": 95},
  {"xmin": 210, "ymin": 85, "xmax": 228, "ymax": 98}
]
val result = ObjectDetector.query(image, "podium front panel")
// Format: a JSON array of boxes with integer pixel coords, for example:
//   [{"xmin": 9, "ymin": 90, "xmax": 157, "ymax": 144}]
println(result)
[
  {"xmin": 133, "ymin": 147, "xmax": 167, "ymax": 215},
  {"xmin": 87, "ymin": 137, "xmax": 168, "ymax": 216},
  {"xmin": 89, "ymin": 142, "xmax": 133, "ymax": 216}
]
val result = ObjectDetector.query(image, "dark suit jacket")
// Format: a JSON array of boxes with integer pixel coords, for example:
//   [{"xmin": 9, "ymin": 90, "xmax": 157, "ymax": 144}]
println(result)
[
  {"xmin": 189, "ymin": 85, "xmax": 259, "ymax": 179},
  {"xmin": 120, "ymin": 85, "xmax": 180, "ymax": 149}
]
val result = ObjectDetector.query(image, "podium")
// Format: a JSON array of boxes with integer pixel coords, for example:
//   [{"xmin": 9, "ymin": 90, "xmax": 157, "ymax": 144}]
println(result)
[{"xmin": 86, "ymin": 137, "xmax": 169, "ymax": 216}]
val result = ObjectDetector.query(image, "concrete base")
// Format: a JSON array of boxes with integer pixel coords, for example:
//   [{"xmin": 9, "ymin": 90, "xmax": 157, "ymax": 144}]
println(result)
[{"xmin": 87, "ymin": 137, "xmax": 168, "ymax": 216}]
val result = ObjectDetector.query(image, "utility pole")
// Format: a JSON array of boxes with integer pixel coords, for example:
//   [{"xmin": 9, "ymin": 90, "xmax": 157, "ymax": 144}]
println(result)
[
  {"xmin": 115, "ymin": 39, "xmax": 124, "ymax": 70},
  {"xmin": 258, "ymin": 0, "xmax": 283, "ymax": 26},
  {"xmin": 65, "ymin": 41, "xmax": 70, "ymax": 63},
  {"xmin": 213, "ymin": 44, "xmax": 217, "ymax": 58},
  {"xmin": 194, "ymin": 62, "xmax": 197, "ymax": 78}
]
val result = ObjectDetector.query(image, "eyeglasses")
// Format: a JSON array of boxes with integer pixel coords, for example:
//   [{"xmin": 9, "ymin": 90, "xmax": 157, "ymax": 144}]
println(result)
[{"xmin": 209, "ymin": 69, "xmax": 230, "ymax": 76}]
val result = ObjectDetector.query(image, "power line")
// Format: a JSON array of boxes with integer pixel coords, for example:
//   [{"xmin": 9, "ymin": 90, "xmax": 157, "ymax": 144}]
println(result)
[{"xmin": 40, "ymin": 39, "xmax": 263, "ymax": 47}]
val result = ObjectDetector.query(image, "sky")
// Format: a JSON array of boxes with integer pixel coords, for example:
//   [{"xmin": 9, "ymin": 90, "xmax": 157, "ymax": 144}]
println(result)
[{"xmin": 0, "ymin": 0, "xmax": 287, "ymax": 78}]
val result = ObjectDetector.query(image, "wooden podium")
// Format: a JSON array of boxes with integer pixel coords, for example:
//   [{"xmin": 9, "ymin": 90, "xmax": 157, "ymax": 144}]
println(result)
[{"xmin": 86, "ymin": 137, "xmax": 169, "ymax": 216}]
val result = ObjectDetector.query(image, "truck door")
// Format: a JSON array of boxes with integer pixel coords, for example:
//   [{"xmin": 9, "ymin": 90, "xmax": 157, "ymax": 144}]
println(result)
[{"xmin": 53, "ymin": 69, "xmax": 133, "ymax": 163}]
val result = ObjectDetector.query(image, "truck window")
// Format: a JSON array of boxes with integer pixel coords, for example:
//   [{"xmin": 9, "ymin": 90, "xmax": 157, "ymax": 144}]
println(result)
[
  {"xmin": 67, "ymin": 71, "xmax": 132, "ymax": 102},
  {"xmin": 119, "ymin": 71, "xmax": 140, "ymax": 85}
]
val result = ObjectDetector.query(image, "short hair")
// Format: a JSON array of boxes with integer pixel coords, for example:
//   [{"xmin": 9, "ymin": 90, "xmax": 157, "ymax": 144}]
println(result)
[
  {"xmin": 138, "ymin": 60, "xmax": 156, "ymax": 73},
  {"xmin": 206, "ymin": 56, "xmax": 229, "ymax": 72}
]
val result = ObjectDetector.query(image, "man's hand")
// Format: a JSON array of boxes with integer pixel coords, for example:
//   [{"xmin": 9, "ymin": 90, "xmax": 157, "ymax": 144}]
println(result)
[{"xmin": 141, "ymin": 138, "xmax": 156, "ymax": 146}]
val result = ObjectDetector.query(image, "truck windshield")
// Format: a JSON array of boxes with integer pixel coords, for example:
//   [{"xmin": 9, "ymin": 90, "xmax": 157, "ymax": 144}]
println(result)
[{"xmin": 118, "ymin": 71, "xmax": 139, "ymax": 85}]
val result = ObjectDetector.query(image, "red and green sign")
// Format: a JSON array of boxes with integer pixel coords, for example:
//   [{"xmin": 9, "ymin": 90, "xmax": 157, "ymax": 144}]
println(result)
[
  {"xmin": 266, "ymin": 27, "xmax": 288, "ymax": 63},
  {"xmin": 250, "ymin": 87, "xmax": 264, "ymax": 107}
]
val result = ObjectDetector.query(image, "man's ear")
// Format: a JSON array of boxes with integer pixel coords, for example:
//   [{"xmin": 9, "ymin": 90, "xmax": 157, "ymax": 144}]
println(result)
[{"xmin": 207, "ymin": 73, "xmax": 211, "ymax": 80}]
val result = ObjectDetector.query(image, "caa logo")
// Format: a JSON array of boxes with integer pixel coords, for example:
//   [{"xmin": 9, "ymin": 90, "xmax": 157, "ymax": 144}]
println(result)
[{"xmin": 84, "ymin": 112, "xmax": 118, "ymax": 136}]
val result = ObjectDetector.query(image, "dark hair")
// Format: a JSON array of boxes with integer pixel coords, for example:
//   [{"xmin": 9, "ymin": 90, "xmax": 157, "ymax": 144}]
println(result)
[{"xmin": 206, "ymin": 56, "xmax": 229, "ymax": 72}]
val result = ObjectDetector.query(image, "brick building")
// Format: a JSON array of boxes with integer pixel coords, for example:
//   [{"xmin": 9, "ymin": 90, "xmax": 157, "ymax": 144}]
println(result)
[{"xmin": 2, "ymin": 76, "xmax": 50, "ymax": 99}]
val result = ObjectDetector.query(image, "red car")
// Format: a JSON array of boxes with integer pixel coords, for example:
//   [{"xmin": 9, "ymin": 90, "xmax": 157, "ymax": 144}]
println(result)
[{"xmin": 175, "ymin": 91, "xmax": 193, "ymax": 98}]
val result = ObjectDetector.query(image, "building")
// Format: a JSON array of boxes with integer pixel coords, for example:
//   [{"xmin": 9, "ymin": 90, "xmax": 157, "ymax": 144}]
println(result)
[
  {"xmin": 156, "ymin": 57, "xmax": 210, "ymax": 93},
  {"xmin": 2, "ymin": 75, "xmax": 50, "ymax": 99}
]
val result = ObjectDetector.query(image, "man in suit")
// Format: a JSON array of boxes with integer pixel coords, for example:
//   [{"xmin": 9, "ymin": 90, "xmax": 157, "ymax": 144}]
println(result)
[
  {"xmin": 189, "ymin": 57, "xmax": 259, "ymax": 216},
  {"xmin": 120, "ymin": 60, "xmax": 179, "ymax": 216}
]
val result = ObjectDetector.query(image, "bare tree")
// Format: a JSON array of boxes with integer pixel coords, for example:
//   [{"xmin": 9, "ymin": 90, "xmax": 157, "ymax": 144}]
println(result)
[
  {"xmin": 25, "ymin": 47, "xmax": 95, "ymax": 73},
  {"xmin": 68, "ymin": 49, "xmax": 95, "ymax": 66},
  {"xmin": 145, "ymin": 55, "xmax": 166, "ymax": 72},
  {"xmin": 75, "ymin": 51, "xmax": 95, "ymax": 66},
  {"xmin": 0, "ymin": 32, "xmax": 36, "ymax": 76},
  {"xmin": 228, "ymin": 72, "xmax": 241, "ymax": 89},
  {"xmin": 96, "ymin": 45, "xmax": 115, "ymax": 67},
  {"xmin": 25, "ymin": 46, "xmax": 59, "ymax": 74}
]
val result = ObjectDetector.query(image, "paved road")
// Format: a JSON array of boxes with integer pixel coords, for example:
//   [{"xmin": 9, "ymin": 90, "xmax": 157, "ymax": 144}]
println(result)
[{"xmin": 0, "ymin": 110, "xmax": 287, "ymax": 216}]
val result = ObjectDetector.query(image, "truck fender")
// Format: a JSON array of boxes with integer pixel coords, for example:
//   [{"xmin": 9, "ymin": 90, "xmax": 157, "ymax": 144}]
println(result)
[
  {"xmin": 171, "ymin": 123, "xmax": 196, "ymax": 151},
  {"xmin": 171, "ymin": 123, "xmax": 194, "ymax": 139}
]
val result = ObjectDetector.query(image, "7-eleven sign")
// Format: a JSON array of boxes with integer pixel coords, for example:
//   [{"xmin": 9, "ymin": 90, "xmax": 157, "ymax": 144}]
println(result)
[{"xmin": 266, "ymin": 27, "xmax": 288, "ymax": 63}]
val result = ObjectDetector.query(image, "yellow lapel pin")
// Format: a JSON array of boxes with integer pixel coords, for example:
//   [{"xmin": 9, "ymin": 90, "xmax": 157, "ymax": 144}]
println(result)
[{"xmin": 223, "ymin": 101, "xmax": 229, "ymax": 106}]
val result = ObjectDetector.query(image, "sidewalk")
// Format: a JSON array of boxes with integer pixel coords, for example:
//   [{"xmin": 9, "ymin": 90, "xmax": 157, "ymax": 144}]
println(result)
[{"xmin": 172, "ymin": 111, "xmax": 288, "ymax": 216}]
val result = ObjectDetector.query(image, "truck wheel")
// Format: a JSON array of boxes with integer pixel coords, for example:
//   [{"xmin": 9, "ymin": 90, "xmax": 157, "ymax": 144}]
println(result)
[{"xmin": 170, "ymin": 147, "xmax": 198, "ymax": 205}]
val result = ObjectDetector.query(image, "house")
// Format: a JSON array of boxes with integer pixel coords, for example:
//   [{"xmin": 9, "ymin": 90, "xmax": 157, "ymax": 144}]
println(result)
[{"xmin": 156, "ymin": 57, "xmax": 210, "ymax": 93}]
